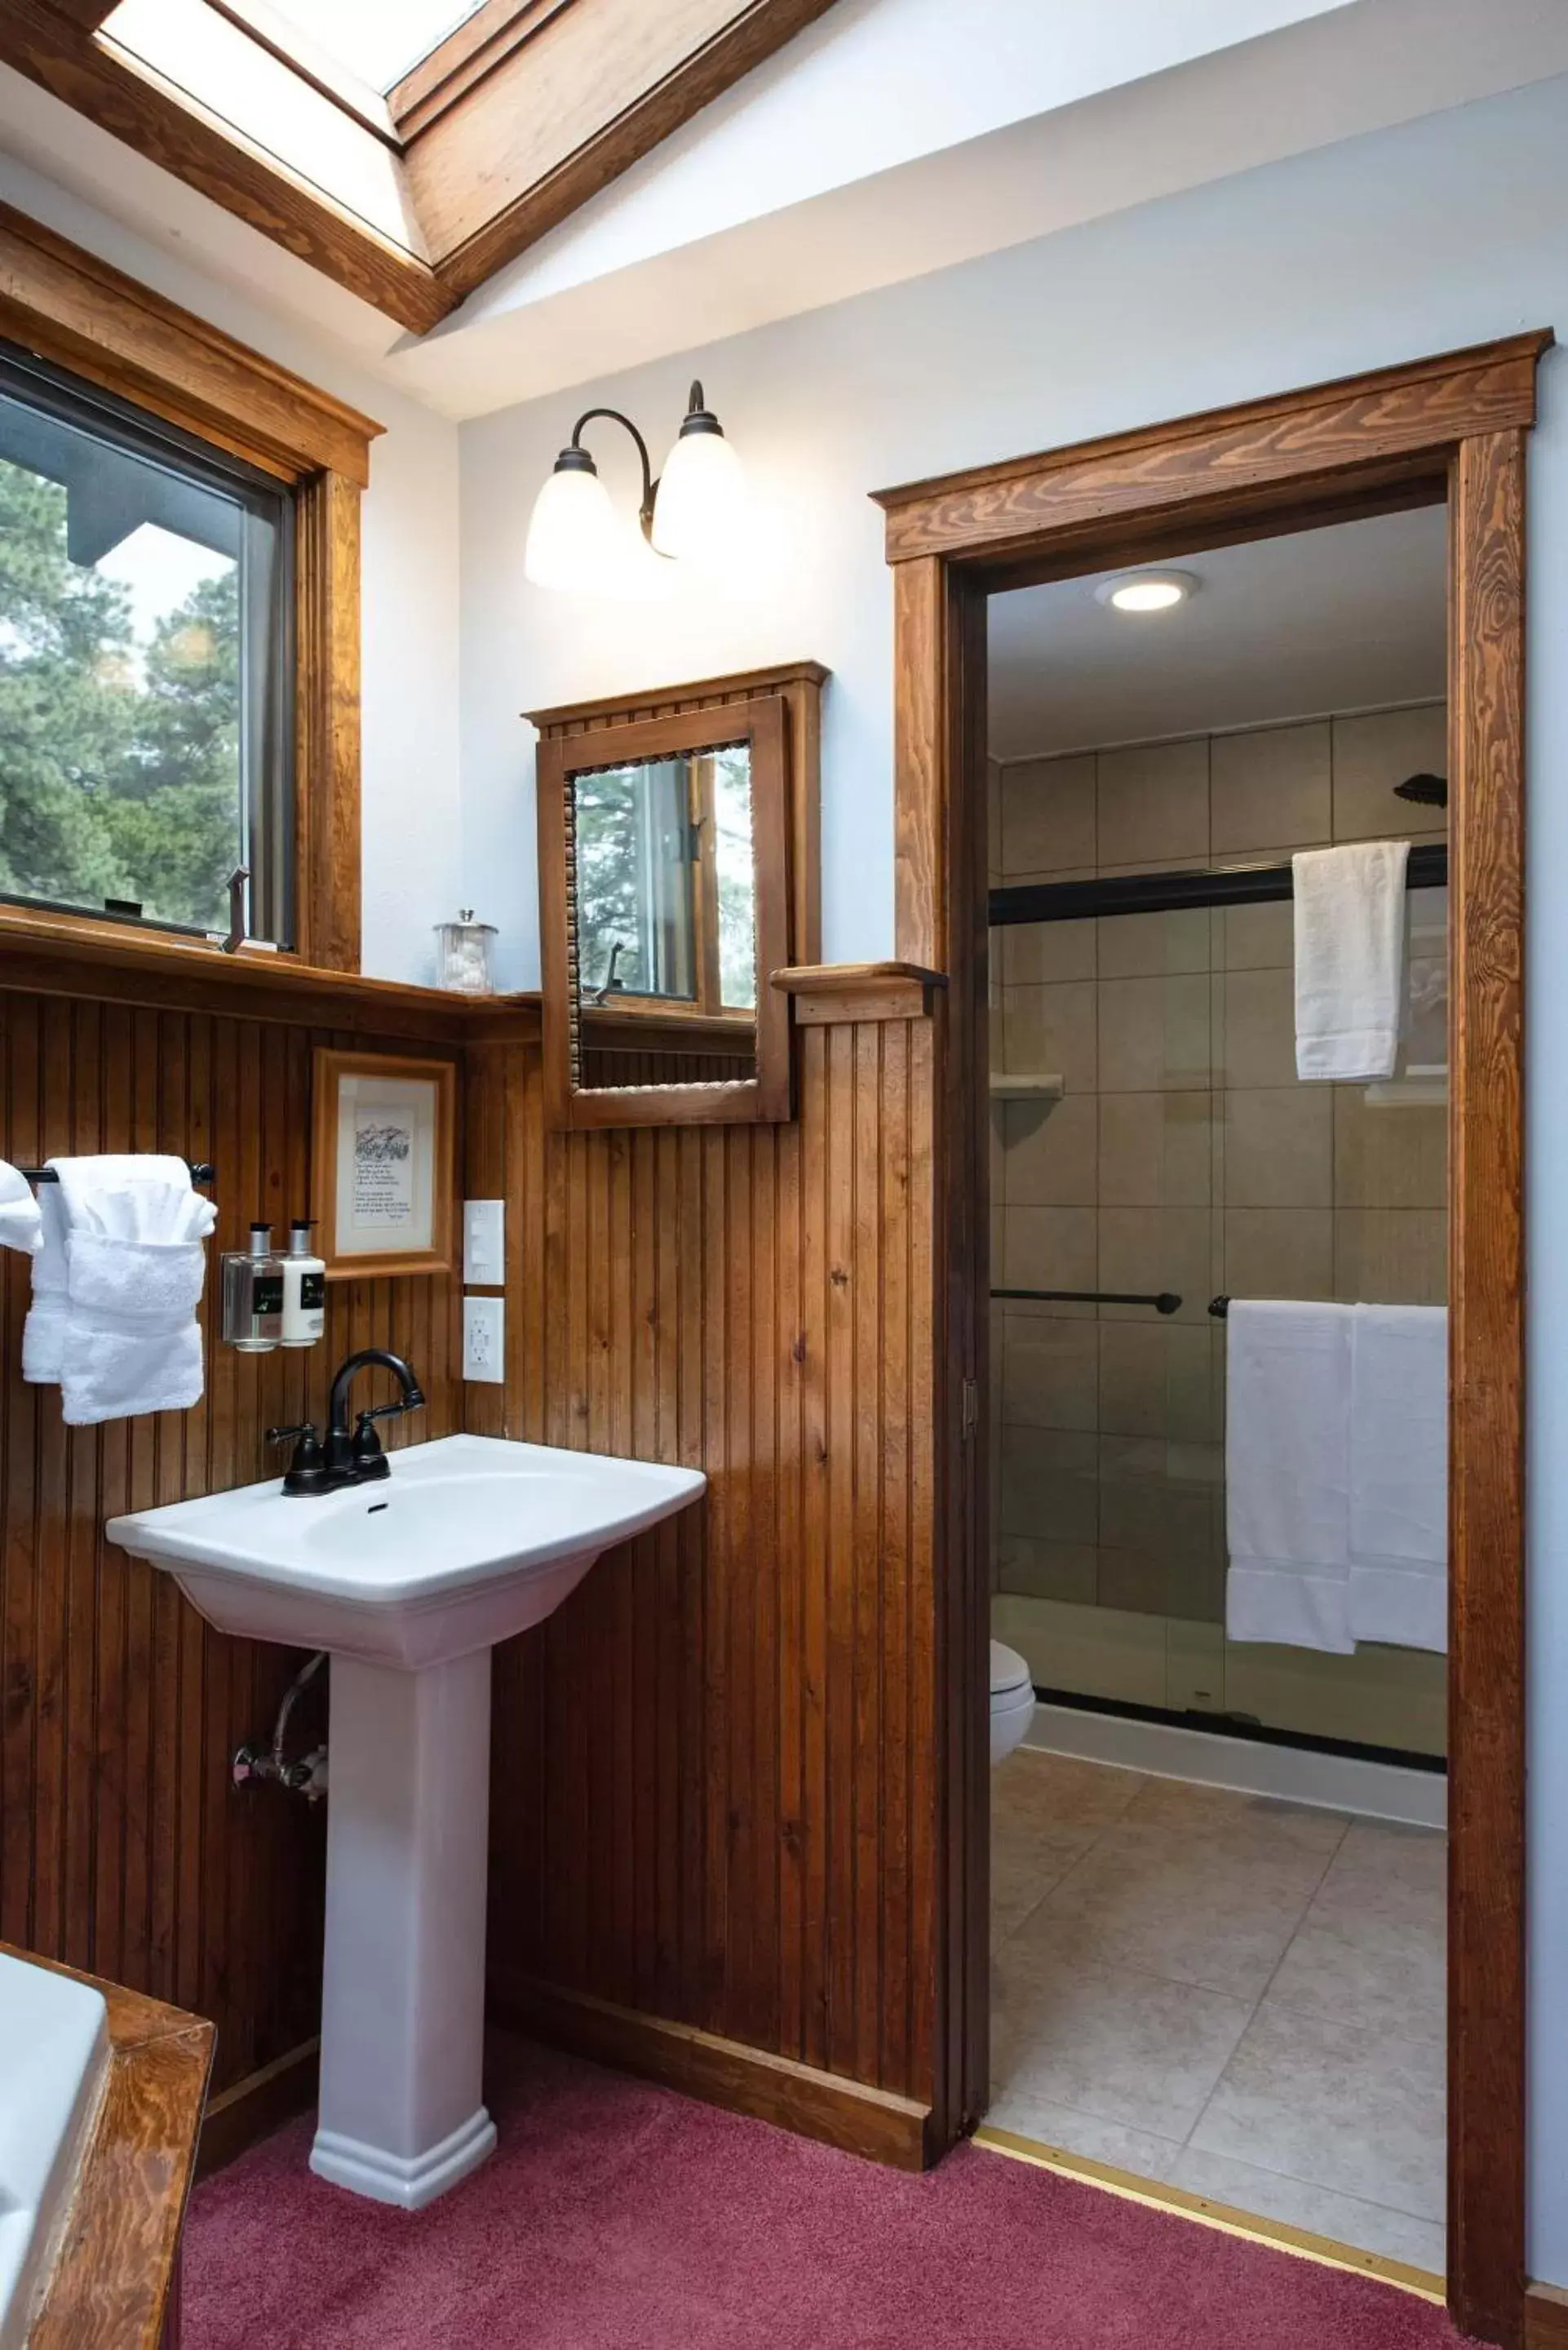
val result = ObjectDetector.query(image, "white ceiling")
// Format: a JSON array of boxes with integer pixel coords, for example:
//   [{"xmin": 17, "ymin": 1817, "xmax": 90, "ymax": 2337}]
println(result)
[{"xmin": 986, "ymin": 503, "xmax": 1448, "ymax": 761}]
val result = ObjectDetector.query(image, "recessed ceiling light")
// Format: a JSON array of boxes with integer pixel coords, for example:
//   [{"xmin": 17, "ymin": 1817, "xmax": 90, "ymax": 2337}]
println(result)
[{"xmin": 1095, "ymin": 570, "xmax": 1197, "ymax": 614}]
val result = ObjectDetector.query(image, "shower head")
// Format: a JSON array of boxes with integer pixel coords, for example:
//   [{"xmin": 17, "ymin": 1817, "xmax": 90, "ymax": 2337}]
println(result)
[{"xmin": 1393, "ymin": 772, "xmax": 1447, "ymax": 809}]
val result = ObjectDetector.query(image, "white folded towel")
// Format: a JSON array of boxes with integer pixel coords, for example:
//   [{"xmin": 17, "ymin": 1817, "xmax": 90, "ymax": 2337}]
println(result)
[
  {"xmin": 0, "ymin": 1160, "xmax": 43, "ymax": 1257},
  {"xmin": 23, "ymin": 1155, "xmax": 215, "ymax": 1426},
  {"xmin": 1225, "ymin": 1300, "xmax": 1355, "ymax": 1653},
  {"xmin": 1294, "ymin": 840, "xmax": 1411, "ymax": 1081},
  {"xmin": 1349, "ymin": 1304, "xmax": 1448, "ymax": 1653},
  {"xmin": 22, "ymin": 1181, "xmax": 69, "ymax": 1385}
]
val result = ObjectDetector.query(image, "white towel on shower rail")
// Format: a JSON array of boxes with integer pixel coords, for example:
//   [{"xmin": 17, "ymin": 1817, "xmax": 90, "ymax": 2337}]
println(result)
[
  {"xmin": 1225, "ymin": 1299, "xmax": 1355, "ymax": 1653},
  {"xmin": 1348, "ymin": 1304, "xmax": 1448, "ymax": 1653},
  {"xmin": 0, "ymin": 1159, "xmax": 42, "ymax": 1257},
  {"xmin": 1293, "ymin": 840, "xmax": 1411, "ymax": 1081}
]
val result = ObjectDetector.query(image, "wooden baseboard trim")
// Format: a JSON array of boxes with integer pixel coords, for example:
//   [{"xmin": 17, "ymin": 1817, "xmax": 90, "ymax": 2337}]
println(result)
[
  {"xmin": 196, "ymin": 2038, "xmax": 319, "ymax": 2179},
  {"xmin": 492, "ymin": 1975, "xmax": 932, "ymax": 2170},
  {"xmin": 1527, "ymin": 2282, "xmax": 1568, "ymax": 2348}
]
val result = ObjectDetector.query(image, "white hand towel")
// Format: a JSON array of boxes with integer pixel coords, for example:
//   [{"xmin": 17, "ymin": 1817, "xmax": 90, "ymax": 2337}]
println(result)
[
  {"xmin": 1348, "ymin": 1304, "xmax": 1448, "ymax": 1653},
  {"xmin": 0, "ymin": 1161, "xmax": 42, "ymax": 1257},
  {"xmin": 1225, "ymin": 1300, "xmax": 1355, "ymax": 1653},
  {"xmin": 23, "ymin": 1155, "xmax": 215, "ymax": 1425},
  {"xmin": 22, "ymin": 1180, "xmax": 69, "ymax": 1385},
  {"xmin": 1293, "ymin": 841, "xmax": 1411, "ymax": 1081}
]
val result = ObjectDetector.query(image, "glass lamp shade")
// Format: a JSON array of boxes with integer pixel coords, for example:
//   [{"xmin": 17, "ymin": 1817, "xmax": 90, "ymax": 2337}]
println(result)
[
  {"xmin": 650, "ymin": 425, "xmax": 747, "ymax": 564},
  {"xmin": 524, "ymin": 459, "xmax": 623, "ymax": 592}
]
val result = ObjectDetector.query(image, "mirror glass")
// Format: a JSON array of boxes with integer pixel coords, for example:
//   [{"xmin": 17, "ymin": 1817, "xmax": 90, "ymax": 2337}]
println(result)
[{"xmin": 568, "ymin": 740, "xmax": 760, "ymax": 1090}]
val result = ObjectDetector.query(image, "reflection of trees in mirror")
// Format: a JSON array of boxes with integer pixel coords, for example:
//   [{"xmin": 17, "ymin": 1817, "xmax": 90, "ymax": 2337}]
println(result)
[
  {"xmin": 0, "ymin": 459, "xmax": 243, "ymax": 932},
  {"xmin": 711, "ymin": 746, "xmax": 755, "ymax": 1011},
  {"xmin": 572, "ymin": 756, "xmax": 696, "ymax": 1001},
  {"xmin": 569, "ymin": 743, "xmax": 756, "ymax": 1017}
]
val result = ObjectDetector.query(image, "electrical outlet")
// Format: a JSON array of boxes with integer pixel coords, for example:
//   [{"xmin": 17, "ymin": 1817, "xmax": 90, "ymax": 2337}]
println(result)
[
  {"xmin": 463, "ymin": 1292, "xmax": 504, "ymax": 1382},
  {"xmin": 463, "ymin": 1198, "xmax": 505, "ymax": 1285}
]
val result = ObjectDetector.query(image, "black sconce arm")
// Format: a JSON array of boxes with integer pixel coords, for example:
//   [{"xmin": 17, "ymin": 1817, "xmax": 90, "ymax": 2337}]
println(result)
[{"xmin": 569, "ymin": 407, "xmax": 657, "ymax": 537}]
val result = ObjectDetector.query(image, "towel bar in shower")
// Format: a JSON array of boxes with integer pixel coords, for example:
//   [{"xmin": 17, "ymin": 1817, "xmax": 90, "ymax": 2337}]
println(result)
[{"xmin": 991, "ymin": 1288, "xmax": 1182, "ymax": 1315}]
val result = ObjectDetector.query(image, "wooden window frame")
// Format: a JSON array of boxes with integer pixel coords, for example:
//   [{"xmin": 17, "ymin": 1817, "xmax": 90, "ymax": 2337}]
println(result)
[
  {"xmin": 873, "ymin": 330, "xmax": 1547, "ymax": 2349},
  {"xmin": 530, "ymin": 661, "xmax": 824, "ymax": 1132},
  {"xmin": 0, "ymin": 201, "xmax": 382, "ymax": 974}
]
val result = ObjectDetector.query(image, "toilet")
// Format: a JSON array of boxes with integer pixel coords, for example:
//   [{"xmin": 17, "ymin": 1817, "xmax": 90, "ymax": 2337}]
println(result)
[{"xmin": 990, "ymin": 1641, "xmax": 1036, "ymax": 1766}]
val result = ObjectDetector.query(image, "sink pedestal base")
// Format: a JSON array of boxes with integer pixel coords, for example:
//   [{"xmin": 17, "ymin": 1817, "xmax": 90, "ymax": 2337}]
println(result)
[{"xmin": 309, "ymin": 1649, "xmax": 497, "ymax": 2210}]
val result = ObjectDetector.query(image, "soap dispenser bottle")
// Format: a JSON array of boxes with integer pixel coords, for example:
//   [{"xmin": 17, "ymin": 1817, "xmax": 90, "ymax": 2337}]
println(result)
[
  {"xmin": 223, "ymin": 1222, "xmax": 284, "ymax": 1353},
  {"xmin": 281, "ymin": 1218, "xmax": 326, "ymax": 1349}
]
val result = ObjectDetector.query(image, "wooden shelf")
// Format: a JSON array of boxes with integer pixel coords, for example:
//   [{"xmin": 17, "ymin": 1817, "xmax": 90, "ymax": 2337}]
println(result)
[{"xmin": 0, "ymin": 908, "xmax": 543, "ymax": 1044}]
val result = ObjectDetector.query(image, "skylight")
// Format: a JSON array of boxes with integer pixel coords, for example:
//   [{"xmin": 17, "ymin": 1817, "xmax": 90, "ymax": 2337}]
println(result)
[{"xmin": 264, "ymin": 0, "xmax": 485, "ymax": 92}]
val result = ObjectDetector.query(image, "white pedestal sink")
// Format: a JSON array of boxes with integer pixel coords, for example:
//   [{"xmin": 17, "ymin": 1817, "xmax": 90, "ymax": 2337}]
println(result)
[{"xmin": 107, "ymin": 1434, "xmax": 704, "ymax": 2209}]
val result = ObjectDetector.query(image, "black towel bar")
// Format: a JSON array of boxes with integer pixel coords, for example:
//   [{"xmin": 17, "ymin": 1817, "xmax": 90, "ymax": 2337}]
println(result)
[
  {"xmin": 991, "ymin": 1288, "xmax": 1182, "ymax": 1315},
  {"xmin": 18, "ymin": 1159, "xmax": 216, "ymax": 1186}
]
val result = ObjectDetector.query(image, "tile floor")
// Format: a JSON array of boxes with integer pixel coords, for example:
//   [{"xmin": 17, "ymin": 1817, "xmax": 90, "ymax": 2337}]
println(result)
[{"xmin": 989, "ymin": 1750, "xmax": 1446, "ymax": 2271}]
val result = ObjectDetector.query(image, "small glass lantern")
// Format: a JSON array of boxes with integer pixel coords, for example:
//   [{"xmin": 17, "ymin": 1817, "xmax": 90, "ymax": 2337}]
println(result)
[{"xmin": 434, "ymin": 909, "xmax": 497, "ymax": 995}]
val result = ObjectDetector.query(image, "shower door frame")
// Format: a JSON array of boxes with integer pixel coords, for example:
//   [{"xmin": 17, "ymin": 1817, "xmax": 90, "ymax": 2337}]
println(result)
[{"xmin": 874, "ymin": 330, "xmax": 1546, "ymax": 2349}]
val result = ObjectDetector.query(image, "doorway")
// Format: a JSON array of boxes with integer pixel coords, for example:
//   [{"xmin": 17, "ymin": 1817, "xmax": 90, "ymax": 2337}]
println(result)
[
  {"xmin": 875, "ymin": 335, "xmax": 1541, "ymax": 2347},
  {"xmin": 985, "ymin": 506, "xmax": 1448, "ymax": 2275}
]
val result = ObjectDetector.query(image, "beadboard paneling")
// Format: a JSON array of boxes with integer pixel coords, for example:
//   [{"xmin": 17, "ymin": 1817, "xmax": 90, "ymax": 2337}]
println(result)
[
  {"xmin": 475, "ymin": 1009, "xmax": 942, "ymax": 2119},
  {"xmin": 0, "ymin": 989, "xmax": 461, "ymax": 2098}
]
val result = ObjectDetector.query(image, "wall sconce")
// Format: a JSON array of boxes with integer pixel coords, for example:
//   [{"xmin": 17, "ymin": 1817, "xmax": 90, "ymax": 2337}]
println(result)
[{"xmin": 524, "ymin": 381, "xmax": 746, "ymax": 592}]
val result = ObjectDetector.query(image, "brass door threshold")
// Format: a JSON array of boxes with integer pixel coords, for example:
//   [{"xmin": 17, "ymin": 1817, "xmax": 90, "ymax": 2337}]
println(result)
[{"xmin": 972, "ymin": 2123, "xmax": 1444, "ymax": 2303}]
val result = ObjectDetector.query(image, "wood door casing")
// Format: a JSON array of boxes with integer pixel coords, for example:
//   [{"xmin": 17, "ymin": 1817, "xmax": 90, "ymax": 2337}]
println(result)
[{"xmin": 875, "ymin": 332, "xmax": 1543, "ymax": 2346}]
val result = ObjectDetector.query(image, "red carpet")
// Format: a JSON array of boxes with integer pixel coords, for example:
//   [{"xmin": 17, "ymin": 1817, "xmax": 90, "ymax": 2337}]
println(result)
[{"xmin": 184, "ymin": 2036, "xmax": 1477, "ymax": 2350}]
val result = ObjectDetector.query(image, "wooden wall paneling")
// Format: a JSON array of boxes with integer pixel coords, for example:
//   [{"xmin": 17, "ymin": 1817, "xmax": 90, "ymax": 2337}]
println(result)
[
  {"xmin": 480, "ymin": 994, "xmax": 941, "ymax": 2154},
  {"xmin": 295, "ymin": 472, "xmax": 363, "ymax": 973},
  {"xmin": 1447, "ymin": 427, "xmax": 1528, "ymax": 2349},
  {"xmin": 0, "ymin": 986, "xmax": 462, "ymax": 2114}
]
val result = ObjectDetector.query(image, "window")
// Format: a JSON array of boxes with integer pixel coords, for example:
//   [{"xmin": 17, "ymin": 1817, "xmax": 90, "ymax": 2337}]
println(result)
[
  {"xmin": 0, "ymin": 344, "xmax": 293, "ymax": 942},
  {"xmin": 570, "ymin": 742, "xmax": 756, "ymax": 1018}
]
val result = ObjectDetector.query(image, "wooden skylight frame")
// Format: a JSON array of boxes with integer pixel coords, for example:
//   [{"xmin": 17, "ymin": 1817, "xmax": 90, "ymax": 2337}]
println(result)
[{"xmin": 0, "ymin": 0, "xmax": 844, "ymax": 330}]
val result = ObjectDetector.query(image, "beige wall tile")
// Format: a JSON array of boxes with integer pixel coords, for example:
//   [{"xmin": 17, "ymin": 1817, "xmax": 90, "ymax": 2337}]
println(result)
[
  {"xmin": 1222, "ymin": 899, "xmax": 1295, "ymax": 971},
  {"xmin": 1003, "ymin": 915, "xmax": 1096, "ymax": 986},
  {"xmin": 1099, "ymin": 973, "xmax": 1211, "ymax": 1092},
  {"xmin": 1099, "ymin": 1207, "xmax": 1216, "ymax": 1324},
  {"xmin": 1164, "ymin": 1551, "xmax": 1228, "ymax": 1625},
  {"xmin": 1002, "ymin": 754, "xmax": 1096, "ymax": 876},
  {"xmin": 1333, "ymin": 1089, "xmax": 1446, "ymax": 1209},
  {"xmin": 1099, "ymin": 1092, "xmax": 1214, "ymax": 1208},
  {"xmin": 1000, "ymin": 1093, "xmax": 1098, "ymax": 1207},
  {"xmin": 997, "ymin": 1535, "xmax": 1098, "ymax": 1603},
  {"xmin": 1000, "ymin": 1426, "xmax": 1099, "ymax": 1544},
  {"xmin": 1222, "ymin": 1207, "xmax": 1335, "ymax": 1301},
  {"xmin": 1098, "ymin": 1322, "xmax": 1169, "ymax": 1438},
  {"xmin": 1096, "ymin": 1546, "xmax": 1167, "ymax": 1616},
  {"xmin": 1220, "ymin": 966, "xmax": 1297, "ymax": 1089},
  {"xmin": 1003, "ymin": 1204, "xmax": 1097, "ymax": 1292},
  {"xmin": 1334, "ymin": 1209, "xmax": 1447, "ymax": 1305},
  {"xmin": 1003, "ymin": 1313, "xmax": 1099, "ymax": 1430},
  {"xmin": 1221, "ymin": 1088, "xmax": 1333, "ymax": 1208},
  {"xmin": 1097, "ymin": 738, "xmax": 1210, "ymax": 865},
  {"xmin": 1003, "ymin": 980, "xmax": 1096, "ymax": 1089},
  {"xmin": 1331, "ymin": 704, "xmax": 1448, "ymax": 843},
  {"xmin": 1168, "ymin": 1326, "xmax": 1225, "ymax": 1446},
  {"xmin": 1211, "ymin": 721, "xmax": 1331, "ymax": 854},
  {"xmin": 1098, "ymin": 1461, "xmax": 1215, "ymax": 1564},
  {"xmin": 1097, "ymin": 907, "xmax": 1213, "ymax": 978}
]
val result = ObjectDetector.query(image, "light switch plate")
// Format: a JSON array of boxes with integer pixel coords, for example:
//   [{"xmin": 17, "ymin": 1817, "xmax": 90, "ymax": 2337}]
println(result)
[
  {"xmin": 463, "ymin": 1198, "xmax": 505, "ymax": 1286},
  {"xmin": 463, "ymin": 1293, "xmax": 504, "ymax": 1383}
]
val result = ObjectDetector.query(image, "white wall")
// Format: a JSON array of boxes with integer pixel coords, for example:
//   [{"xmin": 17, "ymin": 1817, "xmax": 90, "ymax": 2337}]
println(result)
[
  {"xmin": 0, "ymin": 153, "xmax": 462, "ymax": 987},
  {"xmin": 458, "ymin": 69, "xmax": 1568, "ymax": 2281}
]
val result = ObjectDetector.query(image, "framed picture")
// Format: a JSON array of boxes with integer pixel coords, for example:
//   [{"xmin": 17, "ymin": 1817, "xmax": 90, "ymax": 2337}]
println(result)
[{"xmin": 311, "ymin": 1049, "xmax": 456, "ymax": 1279}]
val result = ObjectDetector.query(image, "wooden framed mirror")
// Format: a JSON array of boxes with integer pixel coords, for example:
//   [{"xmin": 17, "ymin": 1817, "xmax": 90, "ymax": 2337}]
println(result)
[{"xmin": 532, "ymin": 663, "xmax": 823, "ymax": 1129}]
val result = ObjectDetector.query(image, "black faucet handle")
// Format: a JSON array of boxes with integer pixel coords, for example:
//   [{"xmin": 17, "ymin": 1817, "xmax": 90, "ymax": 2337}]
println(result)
[
  {"xmin": 357, "ymin": 1399, "xmax": 419, "ymax": 1428},
  {"xmin": 267, "ymin": 1422, "xmax": 330, "ymax": 1496}
]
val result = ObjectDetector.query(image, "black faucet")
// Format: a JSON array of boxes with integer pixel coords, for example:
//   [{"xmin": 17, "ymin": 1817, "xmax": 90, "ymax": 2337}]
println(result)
[{"xmin": 268, "ymin": 1349, "xmax": 426, "ymax": 1497}]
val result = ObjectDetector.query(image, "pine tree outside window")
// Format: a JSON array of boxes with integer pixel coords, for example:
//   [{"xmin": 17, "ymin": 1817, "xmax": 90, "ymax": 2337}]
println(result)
[{"xmin": 0, "ymin": 343, "xmax": 293, "ymax": 943}]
